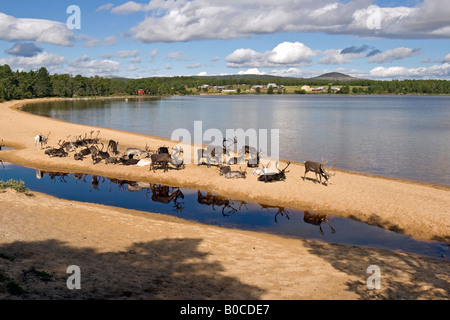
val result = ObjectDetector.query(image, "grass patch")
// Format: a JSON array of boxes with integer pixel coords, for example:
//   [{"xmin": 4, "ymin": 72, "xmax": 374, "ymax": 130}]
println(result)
[
  {"xmin": 0, "ymin": 179, "xmax": 33, "ymax": 196},
  {"xmin": 0, "ymin": 271, "xmax": 8, "ymax": 282},
  {"xmin": 28, "ymin": 267, "xmax": 53, "ymax": 282},
  {"xmin": 6, "ymin": 281, "xmax": 25, "ymax": 295},
  {"xmin": 0, "ymin": 253, "xmax": 14, "ymax": 261}
]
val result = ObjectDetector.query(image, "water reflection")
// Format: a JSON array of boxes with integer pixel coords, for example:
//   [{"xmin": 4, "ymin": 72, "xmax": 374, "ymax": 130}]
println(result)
[
  {"xmin": 0, "ymin": 162, "xmax": 449, "ymax": 260},
  {"xmin": 197, "ymin": 191, "xmax": 247, "ymax": 217},
  {"xmin": 303, "ymin": 211, "xmax": 336, "ymax": 235}
]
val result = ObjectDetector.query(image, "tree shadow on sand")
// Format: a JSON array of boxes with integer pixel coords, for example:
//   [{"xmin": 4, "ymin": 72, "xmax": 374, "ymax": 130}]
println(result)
[
  {"xmin": 304, "ymin": 241, "xmax": 450, "ymax": 300},
  {"xmin": 0, "ymin": 238, "xmax": 264, "ymax": 300}
]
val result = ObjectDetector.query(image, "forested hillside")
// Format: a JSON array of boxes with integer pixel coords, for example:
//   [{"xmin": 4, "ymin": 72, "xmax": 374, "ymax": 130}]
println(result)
[{"xmin": 0, "ymin": 64, "xmax": 449, "ymax": 101}]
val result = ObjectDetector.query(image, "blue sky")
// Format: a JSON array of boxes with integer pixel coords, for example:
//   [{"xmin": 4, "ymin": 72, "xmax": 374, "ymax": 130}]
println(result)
[{"xmin": 0, "ymin": 0, "xmax": 449, "ymax": 79}]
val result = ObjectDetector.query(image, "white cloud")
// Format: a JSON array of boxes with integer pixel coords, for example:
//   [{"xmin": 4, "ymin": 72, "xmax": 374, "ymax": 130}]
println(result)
[
  {"xmin": 68, "ymin": 55, "xmax": 121, "ymax": 76},
  {"xmin": 126, "ymin": 0, "xmax": 450, "ymax": 43},
  {"xmin": 104, "ymin": 35, "xmax": 117, "ymax": 46},
  {"xmin": 111, "ymin": 1, "xmax": 150, "ymax": 15},
  {"xmin": 96, "ymin": 3, "xmax": 114, "ymax": 12},
  {"xmin": 268, "ymin": 42, "xmax": 317, "ymax": 65},
  {"xmin": 116, "ymin": 50, "xmax": 140, "ymax": 58},
  {"xmin": 237, "ymin": 68, "xmax": 265, "ymax": 75},
  {"xmin": 226, "ymin": 42, "xmax": 316, "ymax": 68},
  {"xmin": 78, "ymin": 34, "xmax": 100, "ymax": 48},
  {"xmin": 186, "ymin": 63, "xmax": 205, "ymax": 69},
  {"xmin": 166, "ymin": 51, "xmax": 190, "ymax": 60},
  {"xmin": 369, "ymin": 63, "xmax": 450, "ymax": 79},
  {"xmin": 0, "ymin": 12, "xmax": 74, "ymax": 46},
  {"xmin": 0, "ymin": 51, "xmax": 66, "ymax": 71},
  {"xmin": 442, "ymin": 53, "xmax": 450, "ymax": 63},
  {"xmin": 318, "ymin": 49, "xmax": 363, "ymax": 65},
  {"xmin": 368, "ymin": 47, "xmax": 422, "ymax": 63}
]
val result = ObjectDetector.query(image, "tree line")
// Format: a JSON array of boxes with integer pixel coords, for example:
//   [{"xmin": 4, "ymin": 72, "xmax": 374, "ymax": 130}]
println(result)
[{"xmin": 1, "ymin": 64, "xmax": 449, "ymax": 102}]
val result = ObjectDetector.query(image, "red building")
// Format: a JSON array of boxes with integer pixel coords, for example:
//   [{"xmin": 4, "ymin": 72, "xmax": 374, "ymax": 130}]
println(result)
[{"xmin": 137, "ymin": 89, "xmax": 145, "ymax": 95}]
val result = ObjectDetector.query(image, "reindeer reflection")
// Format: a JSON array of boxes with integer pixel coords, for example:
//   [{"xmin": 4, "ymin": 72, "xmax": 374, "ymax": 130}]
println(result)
[
  {"xmin": 151, "ymin": 184, "xmax": 184, "ymax": 213},
  {"xmin": 35, "ymin": 170, "xmax": 70, "ymax": 183},
  {"xmin": 259, "ymin": 203, "xmax": 290, "ymax": 223},
  {"xmin": 197, "ymin": 191, "xmax": 246, "ymax": 217},
  {"xmin": 303, "ymin": 211, "xmax": 336, "ymax": 235}
]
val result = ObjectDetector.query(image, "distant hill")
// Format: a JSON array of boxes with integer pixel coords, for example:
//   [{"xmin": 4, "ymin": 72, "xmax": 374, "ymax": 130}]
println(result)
[
  {"xmin": 191, "ymin": 72, "xmax": 361, "ymax": 82},
  {"xmin": 103, "ymin": 72, "xmax": 362, "ymax": 83},
  {"xmin": 310, "ymin": 72, "xmax": 360, "ymax": 81}
]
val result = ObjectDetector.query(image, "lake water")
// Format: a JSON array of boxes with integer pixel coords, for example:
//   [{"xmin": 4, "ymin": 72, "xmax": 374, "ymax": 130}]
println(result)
[{"xmin": 24, "ymin": 95, "xmax": 450, "ymax": 186}]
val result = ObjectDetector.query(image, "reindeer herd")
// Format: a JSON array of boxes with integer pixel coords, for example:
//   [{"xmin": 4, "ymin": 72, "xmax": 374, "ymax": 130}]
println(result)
[{"xmin": 34, "ymin": 131, "xmax": 336, "ymax": 186}]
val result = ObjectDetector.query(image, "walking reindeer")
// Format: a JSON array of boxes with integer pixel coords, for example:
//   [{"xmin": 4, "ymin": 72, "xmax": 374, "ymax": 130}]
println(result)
[{"xmin": 34, "ymin": 132, "xmax": 50, "ymax": 150}]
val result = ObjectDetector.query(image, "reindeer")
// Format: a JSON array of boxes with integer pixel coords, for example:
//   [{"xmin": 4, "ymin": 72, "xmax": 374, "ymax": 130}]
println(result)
[
  {"xmin": 126, "ymin": 144, "xmax": 149, "ymax": 159},
  {"xmin": 197, "ymin": 138, "xmax": 235, "ymax": 167},
  {"xmin": 150, "ymin": 152, "xmax": 172, "ymax": 172},
  {"xmin": 218, "ymin": 165, "xmax": 231, "ymax": 176},
  {"xmin": 56, "ymin": 138, "xmax": 75, "ymax": 153},
  {"xmin": 247, "ymin": 149, "xmax": 262, "ymax": 168},
  {"xmin": 303, "ymin": 158, "xmax": 336, "ymax": 185},
  {"xmin": 224, "ymin": 165, "xmax": 247, "ymax": 179},
  {"xmin": 107, "ymin": 139, "xmax": 119, "ymax": 155},
  {"xmin": 34, "ymin": 132, "xmax": 50, "ymax": 150},
  {"xmin": 89, "ymin": 145, "xmax": 100, "ymax": 164},
  {"xmin": 258, "ymin": 162, "xmax": 290, "ymax": 183},
  {"xmin": 303, "ymin": 211, "xmax": 336, "ymax": 235},
  {"xmin": 45, "ymin": 146, "xmax": 68, "ymax": 158},
  {"xmin": 84, "ymin": 130, "xmax": 100, "ymax": 145},
  {"xmin": 170, "ymin": 146, "xmax": 184, "ymax": 170},
  {"xmin": 97, "ymin": 143, "xmax": 110, "ymax": 160}
]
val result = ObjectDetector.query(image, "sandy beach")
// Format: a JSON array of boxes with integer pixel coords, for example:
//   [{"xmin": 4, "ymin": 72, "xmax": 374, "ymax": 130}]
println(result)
[{"xmin": 0, "ymin": 98, "xmax": 449, "ymax": 300}]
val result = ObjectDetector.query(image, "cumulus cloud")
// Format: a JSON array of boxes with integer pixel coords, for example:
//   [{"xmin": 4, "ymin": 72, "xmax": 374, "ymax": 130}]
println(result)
[
  {"xmin": 369, "ymin": 63, "xmax": 450, "ymax": 79},
  {"xmin": 226, "ymin": 42, "xmax": 316, "ymax": 68},
  {"xmin": 237, "ymin": 68, "xmax": 265, "ymax": 75},
  {"xmin": 0, "ymin": 12, "xmax": 74, "ymax": 46},
  {"xmin": 0, "ymin": 51, "xmax": 66, "ymax": 71},
  {"xmin": 5, "ymin": 43, "xmax": 42, "ymax": 57},
  {"xmin": 186, "ymin": 63, "xmax": 206, "ymax": 69},
  {"xmin": 441, "ymin": 53, "xmax": 450, "ymax": 63},
  {"xmin": 319, "ymin": 49, "xmax": 360, "ymax": 65},
  {"xmin": 123, "ymin": 0, "xmax": 450, "ymax": 43},
  {"xmin": 166, "ymin": 51, "xmax": 191, "ymax": 61},
  {"xmin": 116, "ymin": 50, "xmax": 140, "ymax": 58},
  {"xmin": 368, "ymin": 47, "xmax": 422, "ymax": 63},
  {"xmin": 68, "ymin": 55, "xmax": 121, "ymax": 76},
  {"xmin": 104, "ymin": 35, "xmax": 117, "ymax": 46},
  {"xmin": 96, "ymin": 3, "xmax": 114, "ymax": 12},
  {"xmin": 111, "ymin": 1, "xmax": 150, "ymax": 15}
]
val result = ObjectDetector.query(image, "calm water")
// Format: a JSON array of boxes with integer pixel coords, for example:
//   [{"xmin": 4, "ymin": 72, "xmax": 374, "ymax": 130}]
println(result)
[
  {"xmin": 0, "ymin": 161, "xmax": 448, "ymax": 261},
  {"xmin": 24, "ymin": 95, "xmax": 450, "ymax": 185}
]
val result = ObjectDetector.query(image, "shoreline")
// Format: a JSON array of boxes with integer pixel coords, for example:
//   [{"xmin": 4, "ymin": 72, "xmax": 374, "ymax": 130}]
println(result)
[
  {"xmin": 1, "ymin": 97, "xmax": 450, "ymax": 300},
  {"xmin": 1, "ymin": 97, "xmax": 449, "ymax": 243}
]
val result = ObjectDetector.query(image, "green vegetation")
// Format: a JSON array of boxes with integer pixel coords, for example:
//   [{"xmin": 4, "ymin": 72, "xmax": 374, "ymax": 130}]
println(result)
[
  {"xmin": 0, "ymin": 64, "xmax": 449, "ymax": 102},
  {"xmin": 27, "ymin": 267, "xmax": 53, "ymax": 282},
  {"xmin": 0, "ymin": 179, "xmax": 32, "ymax": 196},
  {"xmin": 0, "ymin": 253, "xmax": 14, "ymax": 261}
]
